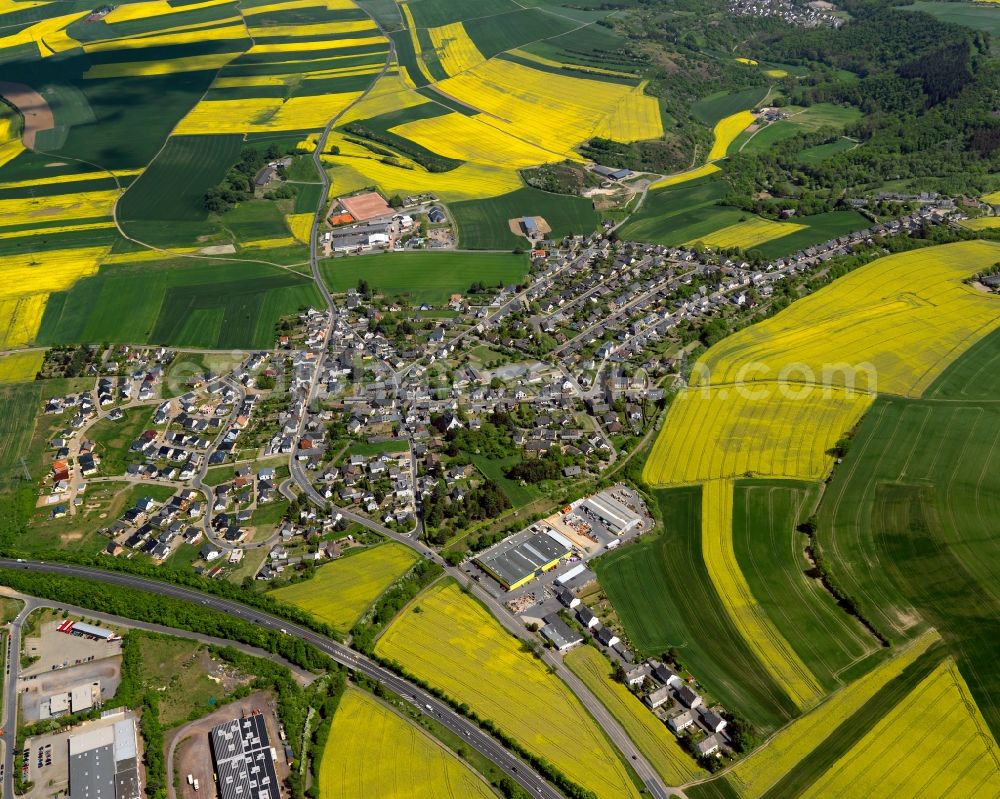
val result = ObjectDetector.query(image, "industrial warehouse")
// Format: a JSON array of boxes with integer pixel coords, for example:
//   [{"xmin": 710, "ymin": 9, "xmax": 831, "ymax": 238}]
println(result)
[
  {"xmin": 474, "ymin": 526, "xmax": 574, "ymax": 590},
  {"xmin": 209, "ymin": 712, "xmax": 281, "ymax": 799},
  {"xmin": 68, "ymin": 715, "xmax": 142, "ymax": 799}
]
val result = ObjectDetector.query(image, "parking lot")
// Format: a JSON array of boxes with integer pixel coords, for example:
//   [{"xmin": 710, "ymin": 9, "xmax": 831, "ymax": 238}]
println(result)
[
  {"xmin": 23, "ymin": 619, "xmax": 122, "ymax": 676},
  {"xmin": 20, "ymin": 657, "xmax": 122, "ymax": 722}
]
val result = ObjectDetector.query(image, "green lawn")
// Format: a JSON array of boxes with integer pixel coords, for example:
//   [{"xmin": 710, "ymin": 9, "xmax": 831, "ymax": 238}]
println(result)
[
  {"xmin": 38, "ymin": 258, "xmax": 322, "ymax": 350},
  {"xmin": 89, "ymin": 407, "xmax": 154, "ymax": 476},
  {"xmin": 741, "ymin": 104, "xmax": 861, "ymax": 155},
  {"xmin": 818, "ymin": 338, "xmax": 1000, "ymax": 738},
  {"xmin": 733, "ymin": 480, "xmax": 883, "ymax": 693},
  {"xmin": 595, "ymin": 486, "xmax": 799, "ymax": 733},
  {"xmin": 450, "ymin": 187, "xmax": 600, "ymax": 250},
  {"xmin": 321, "ymin": 251, "xmax": 529, "ymax": 304},
  {"xmin": 470, "ymin": 454, "xmax": 539, "ymax": 507},
  {"xmin": 251, "ymin": 500, "xmax": 289, "ymax": 527}
]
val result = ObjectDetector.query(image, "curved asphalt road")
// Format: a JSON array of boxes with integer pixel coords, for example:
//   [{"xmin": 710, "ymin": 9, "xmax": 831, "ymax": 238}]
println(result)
[{"xmin": 0, "ymin": 559, "xmax": 563, "ymax": 799}]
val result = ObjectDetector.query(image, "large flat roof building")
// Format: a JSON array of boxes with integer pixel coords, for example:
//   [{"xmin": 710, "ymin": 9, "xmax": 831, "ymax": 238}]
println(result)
[
  {"xmin": 68, "ymin": 717, "xmax": 141, "ymax": 799},
  {"xmin": 475, "ymin": 527, "xmax": 572, "ymax": 590},
  {"xmin": 210, "ymin": 713, "xmax": 281, "ymax": 799}
]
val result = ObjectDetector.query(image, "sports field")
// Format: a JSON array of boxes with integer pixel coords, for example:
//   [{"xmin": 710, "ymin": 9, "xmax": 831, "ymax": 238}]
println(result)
[
  {"xmin": 732, "ymin": 481, "xmax": 882, "ymax": 692},
  {"xmin": 694, "ymin": 241, "xmax": 1000, "ymax": 397},
  {"xmin": 321, "ymin": 688, "xmax": 496, "ymax": 799},
  {"xmin": 270, "ymin": 544, "xmax": 419, "ymax": 633},
  {"xmin": 375, "ymin": 580, "xmax": 643, "ymax": 799},
  {"xmin": 321, "ymin": 251, "xmax": 529, "ymax": 304},
  {"xmin": 799, "ymin": 658, "xmax": 1000, "ymax": 798},
  {"xmin": 596, "ymin": 487, "xmax": 800, "ymax": 733},
  {"xmin": 564, "ymin": 645, "xmax": 704, "ymax": 786}
]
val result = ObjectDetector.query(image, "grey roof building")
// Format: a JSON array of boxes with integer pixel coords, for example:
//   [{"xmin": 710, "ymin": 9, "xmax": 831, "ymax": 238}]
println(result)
[
  {"xmin": 210, "ymin": 713, "xmax": 280, "ymax": 799},
  {"xmin": 69, "ymin": 717, "xmax": 141, "ymax": 799},
  {"xmin": 539, "ymin": 616, "xmax": 583, "ymax": 651},
  {"xmin": 475, "ymin": 528, "xmax": 572, "ymax": 589}
]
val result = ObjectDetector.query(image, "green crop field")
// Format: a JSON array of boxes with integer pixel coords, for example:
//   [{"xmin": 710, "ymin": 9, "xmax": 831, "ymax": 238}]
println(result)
[
  {"xmin": 321, "ymin": 251, "xmax": 529, "ymax": 304},
  {"xmin": 270, "ymin": 543, "xmax": 420, "ymax": 633},
  {"xmin": 732, "ymin": 481, "xmax": 883, "ymax": 693},
  {"xmin": 752, "ymin": 210, "xmax": 869, "ymax": 259},
  {"xmin": 692, "ymin": 86, "xmax": 770, "ymax": 126},
  {"xmin": 797, "ymin": 138, "xmax": 857, "ymax": 164},
  {"xmin": 450, "ymin": 187, "xmax": 600, "ymax": 250},
  {"xmin": 464, "ymin": 8, "xmax": 578, "ymax": 59},
  {"xmin": 0, "ymin": 382, "xmax": 41, "ymax": 477},
  {"xmin": 616, "ymin": 177, "xmax": 746, "ymax": 246},
  {"xmin": 118, "ymin": 134, "xmax": 245, "ymax": 244},
  {"xmin": 405, "ymin": 0, "xmax": 520, "ymax": 27},
  {"xmin": 902, "ymin": 1, "xmax": 1000, "ymax": 34},
  {"xmin": 321, "ymin": 688, "xmax": 497, "ymax": 799},
  {"xmin": 595, "ymin": 487, "xmax": 800, "ymax": 733},
  {"xmin": 37, "ymin": 259, "xmax": 322, "ymax": 350},
  {"xmin": 565, "ymin": 645, "xmax": 705, "ymax": 786},
  {"xmin": 818, "ymin": 335, "xmax": 1000, "ymax": 738}
]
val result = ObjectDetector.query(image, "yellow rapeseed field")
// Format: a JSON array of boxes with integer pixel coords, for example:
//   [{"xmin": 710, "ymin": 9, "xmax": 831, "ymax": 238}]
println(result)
[
  {"xmin": 801, "ymin": 659, "xmax": 1000, "ymax": 798},
  {"xmin": 764, "ymin": 68, "xmax": 789, "ymax": 78},
  {"xmin": 337, "ymin": 72, "xmax": 426, "ymax": 125},
  {"xmin": 175, "ymin": 92, "xmax": 364, "ymax": 133},
  {"xmin": 695, "ymin": 240, "xmax": 1000, "ymax": 397},
  {"xmin": 2, "ymin": 247, "xmax": 108, "ymax": 308},
  {"xmin": 103, "ymin": 0, "xmax": 230, "ymax": 23},
  {"xmin": 326, "ymin": 157, "xmax": 522, "ymax": 201},
  {"xmin": 960, "ymin": 216, "xmax": 1000, "ymax": 230},
  {"xmin": 643, "ymin": 385, "xmax": 872, "ymax": 485},
  {"xmin": 321, "ymin": 689, "xmax": 496, "ymax": 799},
  {"xmin": 689, "ymin": 216, "xmax": 804, "ymax": 249},
  {"xmin": 736, "ymin": 57, "xmax": 759, "ymax": 65},
  {"xmin": 728, "ymin": 629, "xmax": 941, "ymax": 798},
  {"xmin": 649, "ymin": 162, "xmax": 721, "ymax": 189},
  {"xmin": 428, "ymin": 21, "xmax": 484, "ymax": 77},
  {"xmin": 271, "ymin": 544, "xmax": 418, "ymax": 632},
  {"xmin": 436, "ymin": 59, "xmax": 662, "ymax": 157},
  {"xmin": 285, "ymin": 213, "xmax": 314, "ymax": 244},
  {"xmin": 0, "ymin": 221, "xmax": 115, "ymax": 239},
  {"xmin": 0, "ymin": 294, "xmax": 48, "ymax": 348},
  {"xmin": 707, "ymin": 110, "xmax": 755, "ymax": 160},
  {"xmin": 702, "ymin": 480, "xmax": 825, "ymax": 710},
  {"xmin": 0, "ymin": 350, "xmax": 45, "ymax": 383},
  {"xmin": 247, "ymin": 35, "xmax": 385, "ymax": 54},
  {"xmin": 240, "ymin": 236, "xmax": 297, "ymax": 250},
  {"xmin": 565, "ymin": 646, "xmax": 705, "ymax": 785},
  {"xmin": 0, "ymin": 169, "xmax": 139, "ymax": 189},
  {"xmin": 83, "ymin": 52, "xmax": 238, "ymax": 78},
  {"xmin": 242, "ymin": 0, "xmax": 359, "ymax": 17},
  {"xmin": 591, "ymin": 82, "xmax": 665, "ymax": 144},
  {"xmin": 391, "ymin": 112, "xmax": 558, "ymax": 168},
  {"xmin": 0, "ymin": 12, "xmax": 83, "ymax": 57},
  {"xmin": 376, "ymin": 581, "xmax": 642, "ymax": 799},
  {"xmin": 400, "ymin": 3, "xmax": 436, "ymax": 85},
  {"xmin": 0, "ymin": 115, "xmax": 23, "ymax": 170},
  {"xmin": 0, "ymin": 190, "xmax": 119, "ymax": 227},
  {"xmin": 83, "ymin": 23, "xmax": 247, "ymax": 52},
  {"xmin": 981, "ymin": 190, "xmax": 1000, "ymax": 203}
]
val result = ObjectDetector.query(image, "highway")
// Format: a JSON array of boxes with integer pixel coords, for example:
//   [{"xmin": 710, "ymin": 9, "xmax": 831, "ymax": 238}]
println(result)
[{"xmin": 0, "ymin": 559, "xmax": 563, "ymax": 799}]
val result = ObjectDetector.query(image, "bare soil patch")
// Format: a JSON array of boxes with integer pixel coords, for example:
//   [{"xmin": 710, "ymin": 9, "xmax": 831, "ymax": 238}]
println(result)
[{"xmin": 0, "ymin": 81, "xmax": 54, "ymax": 148}]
